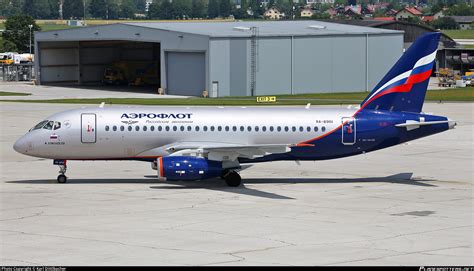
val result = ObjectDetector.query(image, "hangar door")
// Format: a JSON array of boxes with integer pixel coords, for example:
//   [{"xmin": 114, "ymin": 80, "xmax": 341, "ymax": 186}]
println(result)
[{"xmin": 166, "ymin": 52, "xmax": 205, "ymax": 96}]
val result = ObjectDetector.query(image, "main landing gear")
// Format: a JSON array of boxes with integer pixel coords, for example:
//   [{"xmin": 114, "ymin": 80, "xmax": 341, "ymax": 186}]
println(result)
[
  {"xmin": 221, "ymin": 170, "xmax": 242, "ymax": 187},
  {"xmin": 54, "ymin": 160, "xmax": 68, "ymax": 183}
]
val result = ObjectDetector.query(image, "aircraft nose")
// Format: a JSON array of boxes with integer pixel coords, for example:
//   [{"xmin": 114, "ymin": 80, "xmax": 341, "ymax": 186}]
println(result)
[{"xmin": 13, "ymin": 137, "xmax": 27, "ymax": 154}]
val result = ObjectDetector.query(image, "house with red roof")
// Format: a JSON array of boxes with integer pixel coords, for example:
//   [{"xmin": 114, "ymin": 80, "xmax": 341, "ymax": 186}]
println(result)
[{"xmin": 395, "ymin": 7, "xmax": 422, "ymax": 21}]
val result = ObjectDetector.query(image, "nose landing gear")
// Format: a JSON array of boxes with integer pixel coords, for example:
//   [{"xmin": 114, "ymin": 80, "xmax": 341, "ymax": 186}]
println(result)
[{"xmin": 53, "ymin": 160, "xmax": 68, "ymax": 183}]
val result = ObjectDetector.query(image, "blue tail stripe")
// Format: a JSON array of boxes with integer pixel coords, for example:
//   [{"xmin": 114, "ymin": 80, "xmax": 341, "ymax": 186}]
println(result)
[{"xmin": 360, "ymin": 32, "xmax": 440, "ymax": 113}]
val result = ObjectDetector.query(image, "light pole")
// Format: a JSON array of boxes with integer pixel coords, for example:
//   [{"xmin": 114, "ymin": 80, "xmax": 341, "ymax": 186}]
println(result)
[{"xmin": 28, "ymin": 24, "xmax": 33, "ymax": 54}]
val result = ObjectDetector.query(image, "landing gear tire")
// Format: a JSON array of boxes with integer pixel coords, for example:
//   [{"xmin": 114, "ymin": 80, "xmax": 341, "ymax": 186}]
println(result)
[
  {"xmin": 220, "ymin": 169, "xmax": 230, "ymax": 180},
  {"xmin": 224, "ymin": 171, "xmax": 241, "ymax": 187},
  {"xmin": 57, "ymin": 174, "xmax": 67, "ymax": 183}
]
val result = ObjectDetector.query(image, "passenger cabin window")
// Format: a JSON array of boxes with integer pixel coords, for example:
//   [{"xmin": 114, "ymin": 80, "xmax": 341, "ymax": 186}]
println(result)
[
  {"xmin": 112, "ymin": 126, "xmax": 117, "ymax": 131},
  {"xmin": 120, "ymin": 126, "xmax": 125, "ymax": 131},
  {"xmin": 105, "ymin": 125, "xmax": 110, "ymax": 131}
]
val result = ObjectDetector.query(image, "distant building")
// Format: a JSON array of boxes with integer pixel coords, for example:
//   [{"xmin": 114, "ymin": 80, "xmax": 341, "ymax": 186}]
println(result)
[
  {"xmin": 264, "ymin": 7, "xmax": 284, "ymax": 20},
  {"xmin": 395, "ymin": 7, "xmax": 422, "ymax": 21},
  {"xmin": 344, "ymin": 5, "xmax": 362, "ymax": 19},
  {"xmin": 373, "ymin": 17, "xmax": 395, "ymax": 21},
  {"xmin": 306, "ymin": 0, "xmax": 334, "ymax": 3},
  {"xmin": 145, "ymin": 0, "xmax": 153, "ymax": 12},
  {"xmin": 300, "ymin": 8, "xmax": 314, "ymax": 18},
  {"xmin": 34, "ymin": 21, "xmax": 403, "ymax": 96},
  {"xmin": 433, "ymin": 9, "xmax": 446, "ymax": 20},
  {"xmin": 450, "ymin": 16, "xmax": 474, "ymax": 30},
  {"xmin": 422, "ymin": 16, "xmax": 434, "ymax": 23}
]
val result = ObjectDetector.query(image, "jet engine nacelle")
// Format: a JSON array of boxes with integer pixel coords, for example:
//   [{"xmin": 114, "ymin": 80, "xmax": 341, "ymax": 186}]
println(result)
[{"xmin": 156, "ymin": 156, "xmax": 223, "ymax": 181}]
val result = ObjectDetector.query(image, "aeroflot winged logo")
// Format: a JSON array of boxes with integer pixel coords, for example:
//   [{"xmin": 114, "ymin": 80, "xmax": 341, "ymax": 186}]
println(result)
[{"xmin": 121, "ymin": 113, "xmax": 193, "ymax": 119}]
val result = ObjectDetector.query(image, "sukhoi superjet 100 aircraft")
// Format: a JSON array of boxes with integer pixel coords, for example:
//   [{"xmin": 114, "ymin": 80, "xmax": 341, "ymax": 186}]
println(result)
[{"xmin": 14, "ymin": 33, "xmax": 456, "ymax": 186}]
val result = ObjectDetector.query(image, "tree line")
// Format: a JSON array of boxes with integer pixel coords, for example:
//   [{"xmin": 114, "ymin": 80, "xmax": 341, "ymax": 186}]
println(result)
[
  {"xmin": 1, "ymin": 0, "xmax": 472, "ymax": 20},
  {"xmin": 0, "ymin": 0, "xmax": 148, "ymax": 20}
]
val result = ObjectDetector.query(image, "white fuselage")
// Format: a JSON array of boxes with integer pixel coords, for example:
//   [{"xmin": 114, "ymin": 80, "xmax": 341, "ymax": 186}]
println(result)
[{"xmin": 14, "ymin": 106, "xmax": 356, "ymax": 160}]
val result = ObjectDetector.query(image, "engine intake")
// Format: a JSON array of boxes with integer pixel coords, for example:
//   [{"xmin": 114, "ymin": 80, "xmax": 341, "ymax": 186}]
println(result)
[{"xmin": 156, "ymin": 156, "xmax": 223, "ymax": 181}]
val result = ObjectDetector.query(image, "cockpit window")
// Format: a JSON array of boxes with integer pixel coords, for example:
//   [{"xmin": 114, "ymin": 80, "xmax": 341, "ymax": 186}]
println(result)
[
  {"xmin": 43, "ymin": 121, "xmax": 54, "ymax": 130},
  {"xmin": 53, "ymin": 122, "xmax": 61, "ymax": 130},
  {"xmin": 30, "ymin": 120, "xmax": 49, "ymax": 131}
]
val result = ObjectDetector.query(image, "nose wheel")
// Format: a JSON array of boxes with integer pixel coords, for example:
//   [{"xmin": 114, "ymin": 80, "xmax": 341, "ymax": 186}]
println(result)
[
  {"xmin": 57, "ymin": 174, "xmax": 67, "ymax": 183},
  {"xmin": 54, "ymin": 160, "xmax": 68, "ymax": 183}
]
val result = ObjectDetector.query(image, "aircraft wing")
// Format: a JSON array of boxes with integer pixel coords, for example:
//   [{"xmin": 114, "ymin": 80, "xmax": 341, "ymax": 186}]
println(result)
[{"xmin": 165, "ymin": 141, "xmax": 295, "ymax": 161}]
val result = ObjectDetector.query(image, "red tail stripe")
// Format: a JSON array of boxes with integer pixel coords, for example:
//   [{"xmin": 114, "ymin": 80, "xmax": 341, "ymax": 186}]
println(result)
[{"xmin": 298, "ymin": 69, "xmax": 432, "ymax": 145}]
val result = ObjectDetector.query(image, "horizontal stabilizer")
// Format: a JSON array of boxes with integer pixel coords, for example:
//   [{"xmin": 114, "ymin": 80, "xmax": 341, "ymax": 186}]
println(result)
[{"xmin": 395, "ymin": 120, "xmax": 456, "ymax": 131}]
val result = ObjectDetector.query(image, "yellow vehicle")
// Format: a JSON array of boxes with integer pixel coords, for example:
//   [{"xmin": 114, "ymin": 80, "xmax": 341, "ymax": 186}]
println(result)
[
  {"xmin": 0, "ymin": 53, "xmax": 15, "ymax": 65},
  {"xmin": 102, "ymin": 61, "xmax": 159, "ymax": 86},
  {"xmin": 102, "ymin": 67, "xmax": 127, "ymax": 85}
]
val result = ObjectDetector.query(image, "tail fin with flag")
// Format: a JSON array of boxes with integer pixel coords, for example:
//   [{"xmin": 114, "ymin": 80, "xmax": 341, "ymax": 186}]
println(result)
[{"xmin": 360, "ymin": 32, "xmax": 440, "ymax": 113}]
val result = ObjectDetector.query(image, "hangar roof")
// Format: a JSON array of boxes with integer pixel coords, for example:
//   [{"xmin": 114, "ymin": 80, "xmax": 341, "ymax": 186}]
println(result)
[{"xmin": 122, "ymin": 20, "xmax": 402, "ymax": 38}]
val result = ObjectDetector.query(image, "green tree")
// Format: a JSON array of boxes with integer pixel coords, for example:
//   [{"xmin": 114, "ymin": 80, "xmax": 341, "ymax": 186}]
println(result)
[
  {"xmin": 63, "ymin": 0, "xmax": 85, "ymax": 19},
  {"xmin": 0, "ymin": 39, "xmax": 18, "ymax": 52},
  {"xmin": 191, "ymin": 0, "xmax": 206, "ymax": 18},
  {"xmin": 0, "ymin": 0, "xmax": 11, "ymax": 17},
  {"xmin": 219, "ymin": 0, "xmax": 231, "ymax": 17},
  {"xmin": 106, "ymin": 0, "xmax": 120, "ymax": 19},
  {"xmin": 208, "ymin": 0, "xmax": 220, "ymax": 18},
  {"xmin": 241, "ymin": 0, "xmax": 248, "ymax": 9},
  {"xmin": 88, "ymin": 0, "xmax": 119, "ymax": 19},
  {"xmin": 120, "ymin": 0, "xmax": 137, "ymax": 18},
  {"xmin": 22, "ymin": 0, "xmax": 52, "ymax": 19},
  {"xmin": 2, "ymin": 14, "xmax": 41, "ymax": 53},
  {"xmin": 48, "ymin": 0, "xmax": 60, "ymax": 19},
  {"xmin": 191, "ymin": 0, "xmax": 207, "ymax": 18},
  {"xmin": 1, "ymin": 0, "xmax": 25, "ymax": 17},
  {"xmin": 133, "ymin": 0, "xmax": 147, "ymax": 12},
  {"xmin": 147, "ymin": 2, "xmax": 160, "ymax": 18},
  {"xmin": 173, "ymin": 0, "xmax": 192, "ymax": 19},
  {"xmin": 431, "ymin": 17, "xmax": 460, "ymax": 29},
  {"xmin": 89, "ymin": 0, "xmax": 107, "ymax": 18},
  {"xmin": 160, "ymin": 0, "xmax": 175, "ymax": 19},
  {"xmin": 276, "ymin": 0, "xmax": 293, "ymax": 19},
  {"xmin": 311, "ymin": 12, "xmax": 330, "ymax": 19},
  {"xmin": 445, "ymin": 3, "xmax": 474, "ymax": 15}
]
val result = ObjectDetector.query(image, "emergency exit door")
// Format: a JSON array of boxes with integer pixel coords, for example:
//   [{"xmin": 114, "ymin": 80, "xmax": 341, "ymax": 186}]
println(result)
[
  {"xmin": 341, "ymin": 117, "xmax": 356, "ymax": 145},
  {"xmin": 81, "ymin": 113, "xmax": 96, "ymax": 143}
]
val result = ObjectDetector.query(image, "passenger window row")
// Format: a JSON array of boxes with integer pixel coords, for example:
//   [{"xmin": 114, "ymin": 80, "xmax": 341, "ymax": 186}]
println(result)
[{"xmin": 105, "ymin": 125, "xmax": 327, "ymax": 133}]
